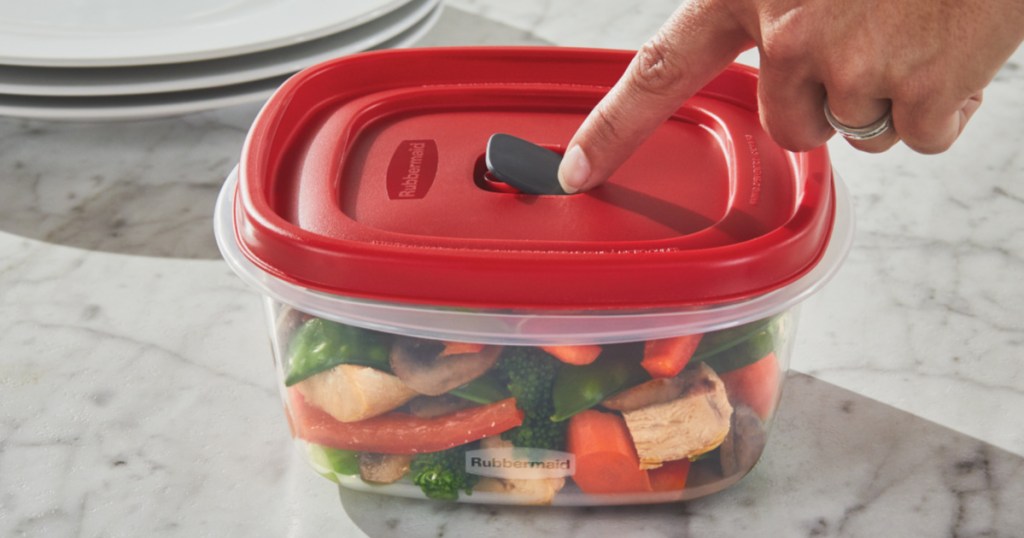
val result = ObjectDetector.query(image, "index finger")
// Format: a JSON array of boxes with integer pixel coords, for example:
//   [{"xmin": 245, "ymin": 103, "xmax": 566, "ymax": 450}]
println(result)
[{"xmin": 558, "ymin": 0, "xmax": 752, "ymax": 193}]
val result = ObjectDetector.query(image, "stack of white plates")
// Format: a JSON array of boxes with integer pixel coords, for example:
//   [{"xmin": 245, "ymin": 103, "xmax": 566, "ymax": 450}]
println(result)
[{"xmin": 0, "ymin": 0, "xmax": 442, "ymax": 120}]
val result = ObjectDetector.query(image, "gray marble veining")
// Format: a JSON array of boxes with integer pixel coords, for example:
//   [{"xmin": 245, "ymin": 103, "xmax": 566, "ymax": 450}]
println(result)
[{"xmin": 0, "ymin": 112, "xmax": 253, "ymax": 259}]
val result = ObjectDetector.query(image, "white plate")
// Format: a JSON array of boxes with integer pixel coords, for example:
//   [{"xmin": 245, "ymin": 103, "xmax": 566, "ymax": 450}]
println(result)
[
  {"xmin": 0, "ymin": 0, "xmax": 412, "ymax": 67},
  {"xmin": 0, "ymin": 4, "xmax": 442, "ymax": 121},
  {"xmin": 0, "ymin": 0, "xmax": 438, "ymax": 97}
]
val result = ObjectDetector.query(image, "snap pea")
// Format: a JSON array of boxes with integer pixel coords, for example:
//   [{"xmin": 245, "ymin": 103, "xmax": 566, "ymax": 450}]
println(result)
[
  {"xmin": 310, "ymin": 445, "xmax": 361, "ymax": 480},
  {"xmin": 449, "ymin": 369, "xmax": 511, "ymax": 404},
  {"xmin": 284, "ymin": 318, "xmax": 392, "ymax": 386},
  {"xmin": 550, "ymin": 343, "xmax": 649, "ymax": 422},
  {"xmin": 694, "ymin": 315, "xmax": 781, "ymax": 374}
]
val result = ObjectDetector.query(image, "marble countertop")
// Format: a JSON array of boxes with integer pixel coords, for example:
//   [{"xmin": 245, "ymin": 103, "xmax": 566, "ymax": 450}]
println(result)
[{"xmin": 1, "ymin": 2, "xmax": 1022, "ymax": 536}]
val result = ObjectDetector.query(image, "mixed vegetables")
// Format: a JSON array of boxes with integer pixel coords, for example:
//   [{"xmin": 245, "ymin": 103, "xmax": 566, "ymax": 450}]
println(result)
[{"xmin": 279, "ymin": 306, "xmax": 788, "ymax": 503}]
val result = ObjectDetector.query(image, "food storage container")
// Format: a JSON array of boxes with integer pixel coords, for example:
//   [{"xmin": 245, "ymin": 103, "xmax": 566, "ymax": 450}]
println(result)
[{"xmin": 214, "ymin": 47, "xmax": 853, "ymax": 505}]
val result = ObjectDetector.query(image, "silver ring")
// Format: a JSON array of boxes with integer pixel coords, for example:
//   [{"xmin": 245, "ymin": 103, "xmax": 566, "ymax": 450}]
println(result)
[{"xmin": 823, "ymin": 99, "xmax": 892, "ymax": 141}]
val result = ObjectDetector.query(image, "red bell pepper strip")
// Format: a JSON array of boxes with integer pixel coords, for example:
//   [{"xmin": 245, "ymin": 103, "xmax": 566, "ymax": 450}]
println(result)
[
  {"xmin": 541, "ymin": 345, "xmax": 603, "ymax": 365},
  {"xmin": 440, "ymin": 342, "xmax": 486, "ymax": 357},
  {"xmin": 641, "ymin": 334, "xmax": 703, "ymax": 378},
  {"xmin": 289, "ymin": 388, "xmax": 523, "ymax": 454}
]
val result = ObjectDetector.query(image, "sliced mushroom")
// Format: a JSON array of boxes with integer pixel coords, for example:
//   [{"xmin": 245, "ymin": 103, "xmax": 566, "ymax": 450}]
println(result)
[
  {"xmin": 601, "ymin": 377, "xmax": 688, "ymax": 412},
  {"xmin": 472, "ymin": 437, "xmax": 566, "ymax": 505},
  {"xmin": 408, "ymin": 394, "xmax": 477, "ymax": 418},
  {"xmin": 294, "ymin": 364, "xmax": 419, "ymax": 423},
  {"xmin": 359, "ymin": 453, "xmax": 414, "ymax": 484},
  {"xmin": 621, "ymin": 362, "xmax": 733, "ymax": 470},
  {"xmin": 275, "ymin": 306, "xmax": 307, "ymax": 341},
  {"xmin": 719, "ymin": 404, "xmax": 767, "ymax": 477},
  {"xmin": 389, "ymin": 337, "xmax": 501, "ymax": 396}
]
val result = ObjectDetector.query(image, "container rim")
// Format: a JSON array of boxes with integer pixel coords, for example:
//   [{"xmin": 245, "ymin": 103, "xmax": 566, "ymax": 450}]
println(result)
[{"xmin": 215, "ymin": 166, "xmax": 854, "ymax": 345}]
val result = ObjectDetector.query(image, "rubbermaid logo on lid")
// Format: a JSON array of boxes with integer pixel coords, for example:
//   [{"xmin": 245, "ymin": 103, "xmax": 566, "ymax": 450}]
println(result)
[{"xmin": 386, "ymin": 140, "xmax": 438, "ymax": 200}]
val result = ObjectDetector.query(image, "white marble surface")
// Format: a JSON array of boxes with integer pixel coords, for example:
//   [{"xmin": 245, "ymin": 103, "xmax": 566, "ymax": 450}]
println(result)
[{"xmin": 1, "ymin": 2, "xmax": 1022, "ymax": 537}]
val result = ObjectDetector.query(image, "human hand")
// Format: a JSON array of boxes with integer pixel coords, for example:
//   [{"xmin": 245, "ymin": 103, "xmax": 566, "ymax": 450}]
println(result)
[{"xmin": 557, "ymin": 0, "xmax": 1024, "ymax": 193}]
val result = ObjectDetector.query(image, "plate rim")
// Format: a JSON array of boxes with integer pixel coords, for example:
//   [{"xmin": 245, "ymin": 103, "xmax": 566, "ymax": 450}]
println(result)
[
  {"xmin": 0, "ymin": 0, "xmax": 439, "ymax": 97},
  {"xmin": 0, "ymin": 3, "xmax": 443, "ymax": 121},
  {"xmin": 0, "ymin": 0, "xmax": 413, "ymax": 68}
]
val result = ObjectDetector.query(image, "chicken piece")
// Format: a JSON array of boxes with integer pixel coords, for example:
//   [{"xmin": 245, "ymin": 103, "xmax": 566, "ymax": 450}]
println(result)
[
  {"xmin": 390, "ymin": 338, "xmax": 501, "ymax": 396},
  {"xmin": 474, "ymin": 476, "xmax": 566, "ymax": 505},
  {"xmin": 621, "ymin": 363, "xmax": 733, "ymax": 470},
  {"xmin": 472, "ymin": 437, "xmax": 566, "ymax": 505},
  {"xmin": 719, "ymin": 404, "xmax": 767, "ymax": 477},
  {"xmin": 294, "ymin": 364, "xmax": 418, "ymax": 423},
  {"xmin": 601, "ymin": 377, "xmax": 687, "ymax": 412},
  {"xmin": 359, "ymin": 453, "xmax": 413, "ymax": 484}
]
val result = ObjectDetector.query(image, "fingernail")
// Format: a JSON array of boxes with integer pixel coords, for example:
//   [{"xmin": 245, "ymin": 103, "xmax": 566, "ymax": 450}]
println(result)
[{"xmin": 558, "ymin": 145, "xmax": 591, "ymax": 194}]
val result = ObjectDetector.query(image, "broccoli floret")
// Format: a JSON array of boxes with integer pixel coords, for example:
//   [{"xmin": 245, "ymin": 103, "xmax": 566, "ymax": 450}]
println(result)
[
  {"xmin": 496, "ymin": 347, "xmax": 567, "ymax": 451},
  {"xmin": 410, "ymin": 443, "xmax": 479, "ymax": 501}
]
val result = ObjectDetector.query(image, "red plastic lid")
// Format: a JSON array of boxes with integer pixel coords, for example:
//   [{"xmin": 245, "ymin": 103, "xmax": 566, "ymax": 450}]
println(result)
[{"xmin": 235, "ymin": 47, "xmax": 835, "ymax": 309}]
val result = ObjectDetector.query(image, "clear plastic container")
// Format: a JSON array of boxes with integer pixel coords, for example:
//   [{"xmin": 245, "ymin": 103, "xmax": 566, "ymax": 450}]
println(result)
[
  {"xmin": 214, "ymin": 47, "xmax": 854, "ymax": 505},
  {"xmin": 215, "ymin": 170, "xmax": 851, "ymax": 505}
]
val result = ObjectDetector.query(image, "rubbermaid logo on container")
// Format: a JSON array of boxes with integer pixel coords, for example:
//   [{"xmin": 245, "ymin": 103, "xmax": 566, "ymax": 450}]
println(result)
[
  {"xmin": 465, "ymin": 447, "xmax": 576, "ymax": 479},
  {"xmin": 386, "ymin": 140, "xmax": 438, "ymax": 200}
]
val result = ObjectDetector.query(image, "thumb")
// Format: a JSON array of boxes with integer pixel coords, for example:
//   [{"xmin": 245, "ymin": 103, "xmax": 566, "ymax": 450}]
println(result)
[{"xmin": 558, "ymin": 1, "xmax": 751, "ymax": 193}]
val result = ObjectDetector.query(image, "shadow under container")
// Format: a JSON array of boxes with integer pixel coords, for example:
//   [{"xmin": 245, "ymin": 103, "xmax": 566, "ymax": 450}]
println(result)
[{"xmin": 214, "ymin": 47, "xmax": 853, "ymax": 506}]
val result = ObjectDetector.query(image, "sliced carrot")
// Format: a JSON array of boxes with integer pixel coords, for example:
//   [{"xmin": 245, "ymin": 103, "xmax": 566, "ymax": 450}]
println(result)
[
  {"xmin": 439, "ymin": 341, "xmax": 486, "ymax": 357},
  {"xmin": 718, "ymin": 352, "xmax": 780, "ymax": 420},
  {"xmin": 648, "ymin": 459, "xmax": 691, "ymax": 492},
  {"xmin": 567, "ymin": 409, "xmax": 652, "ymax": 494},
  {"xmin": 641, "ymin": 334, "xmax": 703, "ymax": 378},
  {"xmin": 541, "ymin": 345, "xmax": 603, "ymax": 365}
]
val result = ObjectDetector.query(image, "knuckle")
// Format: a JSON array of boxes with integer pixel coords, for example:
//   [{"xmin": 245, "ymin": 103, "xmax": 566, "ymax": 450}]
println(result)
[
  {"xmin": 629, "ymin": 33, "xmax": 686, "ymax": 97},
  {"xmin": 759, "ymin": 33, "xmax": 802, "ymax": 68},
  {"xmin": 898, "ymin": 120, "xmax": 954, "ymax": 154},
  {"xmin": 889, "ymin": 78, "xmax": 929, "ymax": 106},
  {"xmin": 849, "ymin": 135, "xmax": 898, "ymax": 154},
  {"xmin": 762, "ymin": 114, "xmax": 828, "ymax": 152},
  {"xmin": 777, "ymin": 132, "xmax": 827, "ymax": 152},
  {"xmin": 761, "ymin": 89, "xmax": 831, "ymax": 149},
  {"xmin": 893, "ymin": 104, "xmax": 959, "ymax": 155},
  {"xmin": 758, "ymin": 17, "xmax": 813, "ymax": 69},
  {"xmin": 824, "ymin": 58, "xmax": 875, "ymax": 101},
  {"xmin": 826, "ymin": 73, "xmax": 863, "ymax": 103},
  {"xmin": 588, "ymin": 100, "xmax": 622, "ymax": 142},
  {"xmin": 904, "ymin": 136, "xmax": 954, "ymax": 155}
]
